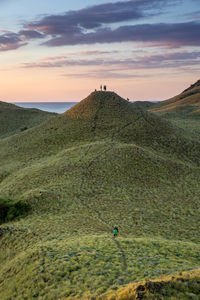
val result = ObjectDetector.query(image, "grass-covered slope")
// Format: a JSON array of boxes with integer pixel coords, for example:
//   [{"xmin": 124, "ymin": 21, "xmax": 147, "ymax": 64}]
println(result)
[
  {"xmin": 151, "ymin": 79, "xmax": 200, "ymax": 114},
  {"xmin": 0, "ymin": 233, "xmax": 200, "ymax": 299},
  {"xmin": 0, "ymin": 91, "xmax": 199, "ymax": 169},
  {"xmin": 0, "ymin": 101, "xmax": 56, "ymax": 138},
  {"xmin": 103, "ymin": 269, "xmax": 200, "ymax": 299},
  {"xmin": 0, "ymin": 91, "xmax": 200, "ymax": 299},
  {"xmin": 132, "ymin": 101, "xmax": 156, "ymax": 110}
]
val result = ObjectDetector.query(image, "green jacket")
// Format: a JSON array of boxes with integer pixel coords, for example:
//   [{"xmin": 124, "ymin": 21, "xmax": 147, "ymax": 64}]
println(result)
[{"xmin": 113, "ymin": 229, "xmax": 118, "ymax": 235}]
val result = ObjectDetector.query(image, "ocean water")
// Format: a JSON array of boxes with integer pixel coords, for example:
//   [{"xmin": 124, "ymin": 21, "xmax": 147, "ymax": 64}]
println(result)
[
  {"xmin": 13, "ymin": 100, "xmax": 160, "ymax": 114},
  {"xmin": 13, "ymin": 102, "xmax": 78, "ymax": 114}
]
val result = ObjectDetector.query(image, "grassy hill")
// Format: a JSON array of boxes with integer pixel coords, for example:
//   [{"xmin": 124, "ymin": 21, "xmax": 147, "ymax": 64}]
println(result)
[
  {"xmin": 0, "ymin": 91, "xmax": 199, "ymax": 299},
  {"xmin": 103, "ymin": 269, "xmax": 200, "ymax": 299},
  {"xmin": 151, "ymin": 79, "xmax": 200, "ymax": 114},
  {"xmin": 132, "ymin": 101, "xmax": 156, "ymax": 110},
  {"xmin": 0, "ymin": 101, "xmax": 56, "ymax": 139}
]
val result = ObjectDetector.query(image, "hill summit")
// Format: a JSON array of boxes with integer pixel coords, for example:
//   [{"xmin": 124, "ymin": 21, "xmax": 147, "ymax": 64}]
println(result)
[
  {"xmin": 64, "ymin": 91, "xmax": 133, "ymax": 119},
  {"xmin": 0, "ymin": 90, "xmax": 183, "ymax": 166},
  {"xmin": 62, "ymin": 90, "xmax": 178, "ymax": 146}
]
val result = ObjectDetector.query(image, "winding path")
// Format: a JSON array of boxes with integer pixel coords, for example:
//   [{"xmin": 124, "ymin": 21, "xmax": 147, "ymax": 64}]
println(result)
[{"xmin": 75, "ymin": 101, "xmax": 147, "ymax": 273}]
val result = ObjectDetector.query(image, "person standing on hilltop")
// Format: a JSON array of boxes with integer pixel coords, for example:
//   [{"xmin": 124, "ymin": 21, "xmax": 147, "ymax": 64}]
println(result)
[
  {"xmin": 100, "ymin": 85, "xmax": 102, "ymax": 91},
  {"xmin": 104, "ymin": 85, "xmax": 107, "ymax": 91},
  {"xmin": 113, "ymin": 225, "xmax": 119, "ymax": 238}
]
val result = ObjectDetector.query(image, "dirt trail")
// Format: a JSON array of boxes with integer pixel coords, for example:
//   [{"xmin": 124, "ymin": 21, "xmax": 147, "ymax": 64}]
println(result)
[
  {"xmin": 112, "ymin": 238, "xmax": 127, "ymax": 272},
  {"xmin": 75, "ymin": 102, "xmax": 146, "ymax": 273}
]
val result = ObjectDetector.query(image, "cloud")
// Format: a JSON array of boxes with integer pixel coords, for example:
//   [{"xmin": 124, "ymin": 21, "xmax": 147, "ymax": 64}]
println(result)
[
  {"xmin": 39, "ymin": 21, "xmax": 200, "ymax": 48},
  {"xmin": 78, "ymin": 50, "xmax": 120, "ymax": 56},
  {"xmin": 0, "ymin": 30, "xmax": 44, "ymax": 52},
  {"xmin": 19, "ymin": 30, "xmax": 44, "ymax": 40},
  {"xmin": 19, "ymin": 0, "xmax": 198, "ymax": 49},
  {"xmin": 19, "ymin": 58, "xmax": 113, "ymax": 68},
  {"xmin": 63, "ymin": 70, "xmax": 149, "ymax": 79},
  {"xmin": 40, "ymin": 51, "xmax": 119, "ymax": 61},
  {"xmin": 19, "ymin": 51, "xmax": 200, "ymax": 70},
  {"xmin": 0, "ymin": 32, "xmax": 27, "ymax": 52},
  {"xmin": 27, "ymin": 0, "xmax": 164, "ymax": 34},
  {"xmin": 1, "ymin": 0, "xmax": 198, "ymax": 51}
]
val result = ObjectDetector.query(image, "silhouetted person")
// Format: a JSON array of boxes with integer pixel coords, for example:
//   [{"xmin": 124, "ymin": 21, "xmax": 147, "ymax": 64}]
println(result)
[
  {"xmin": 104, "ymin": 85, "xmax": 107, "ymax": 91},
  {"xmin": 100, "ymin": 85, "xmax": 102, "ymax": 91}
]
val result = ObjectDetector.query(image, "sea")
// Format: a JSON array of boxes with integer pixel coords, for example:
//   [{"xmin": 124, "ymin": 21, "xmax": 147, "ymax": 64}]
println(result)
[
  {"xmin": 13, "ymin": 100, "xmax": 160, "ymax": 114},
  {"xmin": 13, "ymin": 102, "xmax": 78, "ymax": 114}
]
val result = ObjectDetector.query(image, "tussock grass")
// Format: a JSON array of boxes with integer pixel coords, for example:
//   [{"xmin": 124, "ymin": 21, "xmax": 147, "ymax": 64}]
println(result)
[
  {"xmin": 102, "ymin": 269, "xmax": 200, "ymax": 300},
  {"xmin": 0, "ymin": 101, "xmax": 56, "ymax": 139},
  {"xmin": 0, "ymin": 197, "xmax": 30, "ymax": 224},
  {"xmin": 0, "ymin": 234, "xmax": 199, "ymax": 299},
  {"xmin": 0, "ymin": 91, "xmax": 200, "ymax": 298},
  {"xmin": 151, "ymin": 79, "xmax": 200, "ymax": 114}
]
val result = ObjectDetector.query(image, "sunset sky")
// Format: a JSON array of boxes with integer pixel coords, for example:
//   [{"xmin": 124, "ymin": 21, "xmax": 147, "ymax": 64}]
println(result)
[{"xmin": 0, "ymin": 0, "xmax": 200, "ymax": 102}]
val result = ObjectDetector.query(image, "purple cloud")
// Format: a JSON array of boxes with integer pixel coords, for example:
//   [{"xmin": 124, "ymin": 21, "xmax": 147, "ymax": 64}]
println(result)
[
  {"xmin": 39, "ymin": 22, "xmax": 200, "ymax": 48},
  {"xmin": 0, "ymin": 30, "xmax": 43, "ymax": 52},
  {"xmin": 63, "ymin": 70, "xmax": 149, "ymax": 79},
  {"xmin": 18, "ymin": 0, "xmax": 198, "ymax": 48},
  {"xmin": 19, "ymin": 51, "xmax": 200, "ymax": 70},
  {"xmin": 27, "ymin": 0, "xmax": 164, "ymax": 33},
  {"xmin": 78, "ymin": 50, "xmax": 119, "ymax": 56},
  {"xmin": 19, "ymin": 30, "xmax": 44, "ymax": 39},
  {"xmin": 1, "ymin": 0, "xmax": 199, "ymax": 51},
  {"xmin": 0, "ymin": 32, "xmax": 27, "ymax": 51}
]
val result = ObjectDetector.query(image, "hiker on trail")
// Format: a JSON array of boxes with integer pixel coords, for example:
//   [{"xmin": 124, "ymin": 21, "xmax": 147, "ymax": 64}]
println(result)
[
  {"xmin": 113, "ymin": 225, "xmax": 119, "ymax": 238},
  {"xmin": 104, "ymin": 85, "xmax": 107, "ymax": 91}
]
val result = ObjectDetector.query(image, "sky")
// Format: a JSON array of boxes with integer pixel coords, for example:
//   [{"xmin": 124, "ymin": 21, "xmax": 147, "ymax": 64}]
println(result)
[{"xmin": 0, "ymin": 0, "xmax": 200, "ymax": 102}]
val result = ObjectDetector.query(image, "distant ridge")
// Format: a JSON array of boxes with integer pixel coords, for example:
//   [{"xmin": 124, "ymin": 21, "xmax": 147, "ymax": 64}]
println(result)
[
  {"xmin": 151, "ymin": 79, "xmax": 200, "ymax": 113},
  {"xmin": 131, "ymin": 100, "xmax": 156, "ymax": 110},
  {"xmin": 1, "ymin": 90, "xmax": 198, "ymax": 167},
  {"xmin": 0, "ymin": 100, "xmax": 56, "ymax": 138},
  {"xmin": 183, "ymin": 79, "xmax": 200, "ymax": 93}
]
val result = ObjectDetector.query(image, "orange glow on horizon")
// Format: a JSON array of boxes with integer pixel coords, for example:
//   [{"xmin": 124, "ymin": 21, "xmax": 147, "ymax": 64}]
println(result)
[{"xmin": 0, "ymin": 67, "xmax": 198, "ymax": 102}]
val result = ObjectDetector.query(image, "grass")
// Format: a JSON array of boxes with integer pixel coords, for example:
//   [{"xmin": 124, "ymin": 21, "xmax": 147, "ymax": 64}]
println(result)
[
  {"xmin": 151, "ymin": 79, "xmax": 200, "ymax": 114},
  {"xmin": 0, "ymin": 197, "xmax": 30, "ymax": 224},
  {"xmin": 0, "ymin": 101, "xmax": 56, "ymax": 139},
  {"xmin": 0, "ymin": 233, "xmax": 199, "ymax": 299},
  {"xmin": 0, "ymin": 90, "xmax": 200, "ymax": 299},
  {"xmin": 103, "ymin": 269, "xmax": 200, "ymax": 299},
  {"xmin": 155, "ymin": 111, "xmax": 200, "ymax": 141}
]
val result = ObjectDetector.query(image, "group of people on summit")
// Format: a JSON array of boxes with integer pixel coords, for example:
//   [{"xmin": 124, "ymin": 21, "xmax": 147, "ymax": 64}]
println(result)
[{"xmin": 100, "ymin": 85, "xmax": 107, "ymax": 91}]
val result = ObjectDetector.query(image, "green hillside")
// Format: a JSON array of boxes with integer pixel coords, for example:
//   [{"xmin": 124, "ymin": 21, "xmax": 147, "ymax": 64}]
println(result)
[
  {"xmin": 103, "ymin": 269, "xmax": 200, "ymax": 299},
  {"xmin": 151, "ymin": 79, "xmax": 200, "ymax": 114},
  {"xmin": 132, "ymin": 101, "xmax": 156, "ymax": 110},
  {"xmin": 0, "ymin": 101, "xmax": 56, "ymax": 138},
  {"xmin": 0, "ymin": 91, "xmax": 199, "ymax": 299}
]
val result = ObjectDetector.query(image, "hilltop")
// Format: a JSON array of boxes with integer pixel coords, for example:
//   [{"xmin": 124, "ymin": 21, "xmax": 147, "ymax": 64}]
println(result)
[
  {"xmin": 0, "ymin": 91, "xmax": 200, "ymax": 299},
  {"xmin": 151, "ymin": 79, "xmax": 200, "ymax": 114},
  {"xmin": 0, "ymin": 91, "xmax": 199, "ymax": 176},
  {"xmin": 0, "ymin": 100, "xmax": 56, "ymax": 139}
]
